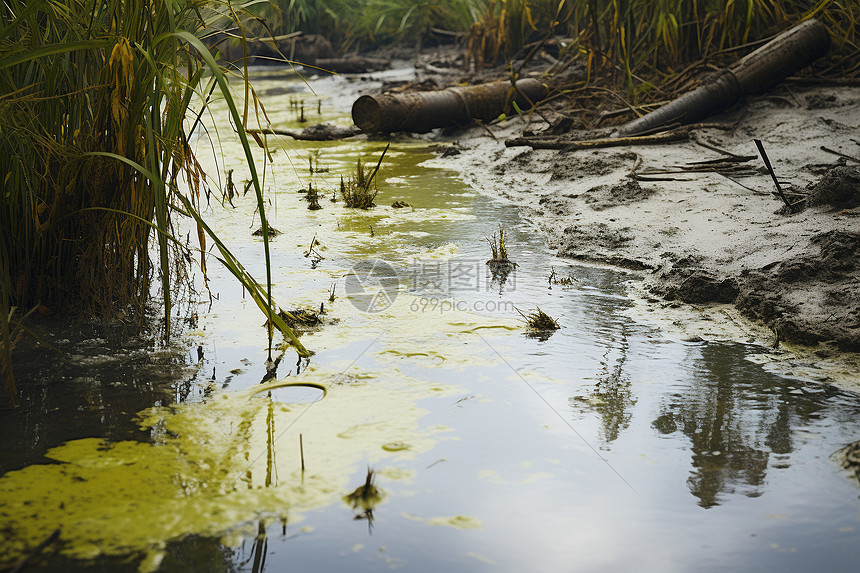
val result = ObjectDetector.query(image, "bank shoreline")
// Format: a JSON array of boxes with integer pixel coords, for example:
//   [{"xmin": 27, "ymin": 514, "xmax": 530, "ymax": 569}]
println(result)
[
  {"xmin": 417, "ymin": 81, "xmax": 859, "ymax": 389},
  {"xmin": 267, "ymin": 47, "xmax": 860, "ymax": 389}
]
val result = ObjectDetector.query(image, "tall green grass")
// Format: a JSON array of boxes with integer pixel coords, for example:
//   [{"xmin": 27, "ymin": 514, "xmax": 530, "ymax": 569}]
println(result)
[
  {"xmin": 567, "ymin": 0, "xmax": 858, "ymax": 95},
  {"xmin": 1, "ymin": 0, "xmax": 307, "ymax": 405},
  {"xmin": 247, "ymin": 0, "xmax": 857, "ymax": 81}
]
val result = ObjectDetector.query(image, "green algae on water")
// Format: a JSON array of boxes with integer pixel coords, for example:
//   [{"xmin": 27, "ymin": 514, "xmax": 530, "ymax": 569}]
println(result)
[{"xmin": 0, "ymin": 371, "xmax": 456, "ymax": 568}]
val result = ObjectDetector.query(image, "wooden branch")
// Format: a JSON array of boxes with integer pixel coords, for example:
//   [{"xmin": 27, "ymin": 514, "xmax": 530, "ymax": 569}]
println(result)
[
  {"xmin": 505, "ymin": 127, "xmax": 690, "ymax": 150},
  {"xmin": 820, "ymin": 146, "xmax": 860, "ymax": 163},
  {"xmin": 247, "ymin": 124, "xmax": 360, "ymax": 142}
]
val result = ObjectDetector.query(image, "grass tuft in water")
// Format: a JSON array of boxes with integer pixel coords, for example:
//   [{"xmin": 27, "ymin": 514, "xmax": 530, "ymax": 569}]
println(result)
[
  {"xmin": 344, "ymin": 467, "xmax": 384, "ymax": 523},
  {"xmin": 517, "ymin": 306, "xmax": 560, "ymax": 331},
  {"xmin": 341, "ymin": 144, "xmax": 390, "ymax": 209},
  {"xmin": 486, "ymin": 224, "xmax": 517, "ymax": 269},
  {"xmin": 305, "ymin": 182, "xmax": 322, "ymax": 210},
  {"xmin": 548, "ymin": 267, "xmax": 579, "ymax": 287}
]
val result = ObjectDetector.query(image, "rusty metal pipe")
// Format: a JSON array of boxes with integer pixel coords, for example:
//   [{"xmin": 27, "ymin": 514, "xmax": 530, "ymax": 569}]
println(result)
[
  {"xmin": 352, "ymin": 79, "xmax": 548, "ymax": 133},
  {"xmin": 614, "ymin": 18, "xmax": 831, "ymax": 137}
]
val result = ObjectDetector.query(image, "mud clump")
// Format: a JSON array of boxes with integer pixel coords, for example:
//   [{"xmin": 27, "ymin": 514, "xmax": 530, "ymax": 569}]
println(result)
[
  {"xmin": 585, "ymin": 179, "xmax": 655, "ymax": 211},
  {"xmin": 655, "ymin": 268, "xmax": 740, "ymax": 304},
  {"xmin": 554, "ymin": 223, "xmax": 649, "ymax": 269},
  {"xmin": 650, "ymin": 231, "xmax": 860, "ymax": 350},
  {"xmin": 558, "ymin": 223, "xmax": 632, "ymax": 252},
  {"xmin": 538, "ymin": 192, "xmax": 578, "ymax": 216},
  {"xmin": 804, "ymin": 93, "xmax": 837, "ymax": 110},
  {"xmin": 550, "ymin": 151, "xmax": 634, "ymax": 181},
  {"xmin": 737, "ymin": 230, "xmax": 860, "ymax": 350},
  {"xmin": 807, "ymin": 166, "xmax": 860, "ymax": 209}
]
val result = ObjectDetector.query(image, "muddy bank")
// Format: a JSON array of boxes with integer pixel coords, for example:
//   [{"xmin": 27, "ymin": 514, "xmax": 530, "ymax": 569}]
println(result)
[
  {"xmin": 420, "ymin": 82, "xmax": 860, "ymax": 357},
  {"xmin": 253, "ymin": 43, "xmax": 859, "ymax": 365}
]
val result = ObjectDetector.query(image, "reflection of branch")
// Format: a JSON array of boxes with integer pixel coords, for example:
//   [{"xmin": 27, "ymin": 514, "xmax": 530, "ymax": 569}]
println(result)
[
  {"xmin": 572, "ymin": 322, "xmax": 635, "ymax": 444},
  {"xmin": 592, "ymin": 324, "xmax": 634, "ymax": 443},
  {"xmin": 250, "ymin": 521, "xmax": 267, "ymax": 573},
  {"xmin": 10, "ymin": 528, "xmax": 60, "ymax": 573},
  {"xmin": 656, "ymin": 345, "xmax": 784, "ymax": 508}
]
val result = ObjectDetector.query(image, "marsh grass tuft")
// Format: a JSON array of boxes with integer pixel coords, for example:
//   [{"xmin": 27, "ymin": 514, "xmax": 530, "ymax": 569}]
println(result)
[
  {"xmin": 341, "ymin": 144, "xmax": 390, "ymax": 209},
  {"xmin": 276, "ymin": 308, "xmax": 322, "ymax": 329},
  {"xmin": 486, "ymin": 224, "xmax": 517, "ymax": 269},
  {"xmin": 344, "ymin": 467, "xmax": 383, "ymax": 524},
  {"xmin": 548, "ymin": 267, "xmax": 579, "ymax": 288},
  {"xmin": 308, "ymin": 151, "xmax": 328, "ymax": 174},
  {"xmin": 305, "ymin": 182, "xmax": 322, "ymax": 210},
  {"xmin": 517, "ymin": 306, "xmax": 561, "ymax": 331}
]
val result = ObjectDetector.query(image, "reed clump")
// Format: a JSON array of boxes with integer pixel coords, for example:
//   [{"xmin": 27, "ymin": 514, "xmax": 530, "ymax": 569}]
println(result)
[
  {"xmin": 243, "ymin": 1, "xmax": 857, "ymax": 82},
  {"xmin": 344, "ymin": 467, "xmax": 383, "ymax": 520},
  {"xmin": 304, "ymin": 182, "xmax": 322, "ymax": 210},
  {"xmin": 517, "ymin": 306, "xmax": 560, "ymax": 331},
  {"xmin": 340, "ymin": 163, "xmax": 378, "ymax": 209},
  {"xmin": 340, "ymin": 144, "xmax": 389, "ymax": 209},
  {"xmin": 486, "ymin": 224, "xmax": 517, "ymax": 270},
  {"xmin": 1, "ymin": 0, "xmax": 309, "ymax": 404}
]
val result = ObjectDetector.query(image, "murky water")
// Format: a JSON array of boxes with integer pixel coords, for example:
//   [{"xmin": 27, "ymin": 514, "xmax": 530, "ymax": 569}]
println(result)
[{"xmin": 2, "ymin": 68, "xmax": 860, "ymax": 572}]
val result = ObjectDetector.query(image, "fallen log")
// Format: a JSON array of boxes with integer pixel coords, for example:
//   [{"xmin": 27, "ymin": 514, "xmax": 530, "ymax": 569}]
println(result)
[
  {"xmin": 313, "ymin": 57, "xmax": 389, "ymax": 74},
  {"xmin": 247, "ymin": 123, "xmax": 361, "ymax": 142},
  {"xmin": 614, "ymin": 18, "xmax": 831, "ymax": 137},
  {"xmin": 506, "ymin": 126, "xmax": 691, "ymax": 150},
  {"xmin": 352, "ymin": 79, "xmax": 548, "ymax": 133}
]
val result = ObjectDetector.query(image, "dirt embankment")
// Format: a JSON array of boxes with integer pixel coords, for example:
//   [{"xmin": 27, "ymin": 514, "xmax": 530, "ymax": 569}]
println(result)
[
  {"xmin": 427, "ymin": 84, "xmax": 860, "ymax": 353},
  {"xmin": 331, "ymin": 42, "xmax": 859, "ymax": 359}
]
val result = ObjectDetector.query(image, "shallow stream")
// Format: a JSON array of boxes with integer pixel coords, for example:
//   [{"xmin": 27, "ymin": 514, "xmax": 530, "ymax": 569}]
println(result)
[{"xmin": 3, "ymin": 68, "xmax": 860, "ymax": 572}]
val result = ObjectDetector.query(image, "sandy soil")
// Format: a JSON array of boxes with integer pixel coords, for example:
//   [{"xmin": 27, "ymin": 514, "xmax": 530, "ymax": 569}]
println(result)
[{"xmin": 423, "ymin": 83, "xmax": 860, "ymax": 381}]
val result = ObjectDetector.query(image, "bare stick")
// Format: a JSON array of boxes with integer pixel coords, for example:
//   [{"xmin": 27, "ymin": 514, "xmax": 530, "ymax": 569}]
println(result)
[
  {"xmin": 11, "ymin": 528, "xmax": 60, "ymax": 573},
  {"xmin": 506, "ymin": 127, "xmax": 690, "ymax": 151},
  {"xmin": 754, "ymin": 139, "xmax": 791, "ymax": 208},
  {"xmin": 820, "ymin": 146, "xmax": 860, "ymax": 163},
  {"xmin": 363, "ymin": 143, "xmax": 390, "ymax": 196},
  {"xmin": 299, "ymin": 434, "xmax": 305, "ymax": 473}
]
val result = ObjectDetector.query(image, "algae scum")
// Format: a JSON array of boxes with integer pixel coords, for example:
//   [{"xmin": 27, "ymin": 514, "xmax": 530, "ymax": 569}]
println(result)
[{"xmin": 3, "ymin": 70, "xmax": 860, "ymax": 573}]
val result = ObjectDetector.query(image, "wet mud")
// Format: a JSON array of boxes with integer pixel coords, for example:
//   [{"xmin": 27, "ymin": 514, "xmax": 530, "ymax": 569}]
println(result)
[{"xmin": 434, "ymin": 83, "xmax": 860, "ymax": 360}]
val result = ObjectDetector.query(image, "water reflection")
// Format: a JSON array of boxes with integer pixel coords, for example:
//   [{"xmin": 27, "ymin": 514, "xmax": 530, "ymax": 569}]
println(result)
[
  {"xmin": 579, "ymin": 323, "xmax": 636, "ymax": 443},
  {"xmin": 5, "ymin": 69, "xmax": 860, "ymax": 572},
  {"xmin": 565, "ymin": 270, "xmax": 638, "ymax": 445},
  {"xmin": 0, "ymin": 331, "xmax": 195, "ymax": 475},
  {"xmin": 655, "ymin": 343, "xmax": 838, "ymax": 508}
]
